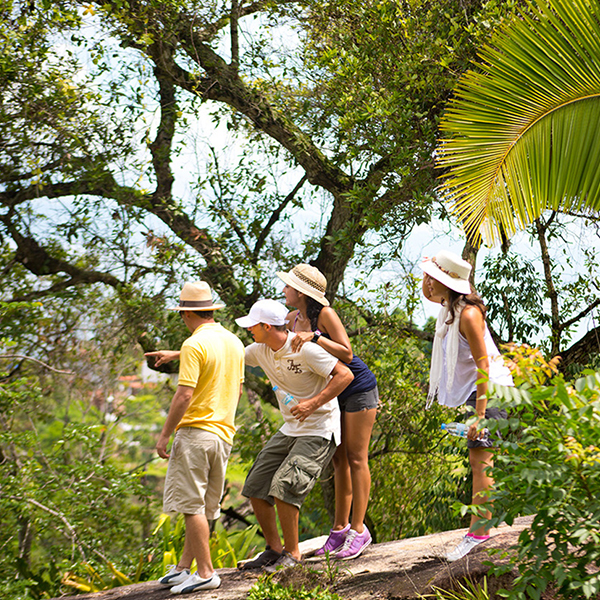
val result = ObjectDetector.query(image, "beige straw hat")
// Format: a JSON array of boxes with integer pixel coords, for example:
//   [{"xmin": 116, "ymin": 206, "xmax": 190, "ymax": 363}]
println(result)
[
  {"xmin": 276, "ymin": 264, "xmax": 330, "ymax": 306},
  {"xmin": 170, "ymin": 281, "xmax": 225, "ymax": 311}
]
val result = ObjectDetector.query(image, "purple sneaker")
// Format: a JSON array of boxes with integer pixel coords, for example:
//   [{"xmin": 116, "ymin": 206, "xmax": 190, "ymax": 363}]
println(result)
[
  {"xmin": 314, "ymin": 524, "xmax": 351, "ymax": 556},
  {"xmin": 335, "ymin": 526, "xmax": 372, "ymax": 560}
]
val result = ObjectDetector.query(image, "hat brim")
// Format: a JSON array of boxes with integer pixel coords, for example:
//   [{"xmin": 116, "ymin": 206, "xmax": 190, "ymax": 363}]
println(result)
[
  {"xmin": 169, "ymin": 303, "xmax": 225, "ymax": 311},
  {"xmin": 235, "ymin": 315, "xmax": 259, "ymax": 328},
  {"xmin": 276, "ymin": 271, "xmax": 330, "ymax": 306},
  {"xmin": 420, "ymin": 260, "xmax": 472, "ymax": 295}
]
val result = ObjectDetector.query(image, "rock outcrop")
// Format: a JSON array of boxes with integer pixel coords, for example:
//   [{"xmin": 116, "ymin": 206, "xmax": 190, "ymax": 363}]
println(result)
[{"xmin": 54, "ymin": 516, "xmax": 534, "ymax": 600}]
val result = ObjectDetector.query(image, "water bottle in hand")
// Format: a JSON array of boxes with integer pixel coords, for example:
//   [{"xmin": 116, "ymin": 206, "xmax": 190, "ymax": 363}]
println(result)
[
  {"xmin": 272, "ymin": 385, "xmax": 298, "ymax": 408},
  {"xmin": 441, "ymin": 422, "xmax": 468, "ymax": 437},
  {"xmin": 442, "ymin": 422, "xmax": 489, "ymax": 441}
]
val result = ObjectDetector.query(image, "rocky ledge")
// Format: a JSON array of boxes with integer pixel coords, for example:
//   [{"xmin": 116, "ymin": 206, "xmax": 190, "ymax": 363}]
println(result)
[{"xmin": 55, "ymin": 516, "xmax": 535, "ymax": 600}]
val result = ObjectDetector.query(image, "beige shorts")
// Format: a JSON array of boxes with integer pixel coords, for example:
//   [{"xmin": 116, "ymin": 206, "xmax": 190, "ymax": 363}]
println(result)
[{"xmin": 163, "ymin": 427, "xmax": 232, "ymax": 519}]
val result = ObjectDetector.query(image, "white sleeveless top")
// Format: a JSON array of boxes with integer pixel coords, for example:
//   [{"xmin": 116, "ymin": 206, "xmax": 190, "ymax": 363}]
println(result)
[{"xmin": 437, "ymin": 326, "xmax": 513, "ymax": 408}]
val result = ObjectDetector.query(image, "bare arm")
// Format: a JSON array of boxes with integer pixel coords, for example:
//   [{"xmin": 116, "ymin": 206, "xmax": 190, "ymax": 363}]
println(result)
[
  {"xmin": 290, "ymin": 361, "xmax": 354, "ymax": 422},
  {"xmin": 291, "ymin": 307, "xmax": 354, "ymax": 363},
  {"xmin": 145, "ymin": 350, "xmax": 181, "ymax": 367},
  {"xmin": 460, "ymin": 306, "xmax": 489, "ymax": 440},
  {"xmin": 156, "ymin": 385, "xmax": 194, "ymax": 458}
]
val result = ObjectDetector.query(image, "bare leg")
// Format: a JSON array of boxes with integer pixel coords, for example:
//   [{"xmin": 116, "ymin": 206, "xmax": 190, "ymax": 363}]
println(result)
[
  {"xmin": 469, "ymin": 447, "xmax": 494, "ymax": 536},
  {"xmin": 331, "ymin": 438, "xmax": 352, "ymax": 531},
  {"xmin": 178, "ymin": 533, "xmax": 194, "ymax": 570},
  {"xmin": 183, "ymin": 514, "xmax": 214, "ymax": 578},
  {"xmin": 250, "ymin": 497, "xmax": 283, "ymax": 553},
  {"xmin": 344, "ymin": 408, "xmax": 377, "ymax": 533},
  {"xmin": 274, "ymin": 498, "xmax": 301, "ymax": 560}
]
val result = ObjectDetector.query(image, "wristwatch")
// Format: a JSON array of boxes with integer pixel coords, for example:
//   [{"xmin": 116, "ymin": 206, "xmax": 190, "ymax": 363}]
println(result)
[{"xmin": 311, "ymin": 332, "xmax": 321, "ymax": 344}]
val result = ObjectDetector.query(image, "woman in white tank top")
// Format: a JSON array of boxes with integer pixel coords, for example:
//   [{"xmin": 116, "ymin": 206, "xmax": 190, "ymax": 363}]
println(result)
[{"xmin": 421, "ymin": 250, "xmax": 512, "ymax": 562}]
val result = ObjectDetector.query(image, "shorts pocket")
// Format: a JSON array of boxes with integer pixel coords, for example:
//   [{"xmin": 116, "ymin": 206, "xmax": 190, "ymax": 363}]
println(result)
[{"xmin": 278, "ymin": 456, "xmax": 322, "ymax": 499}]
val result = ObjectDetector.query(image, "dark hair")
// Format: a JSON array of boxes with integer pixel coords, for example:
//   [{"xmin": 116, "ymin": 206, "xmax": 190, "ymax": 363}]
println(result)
[
  {"xmin": 272, "ymin": 323, "xmax": 288, "ymax": 332},
  {"xmin": 192, "ymin": 310, "xmax": 215, "ymax": 319},
  {"xmin": 445, "ymin": 289, "xmax": 486, "ymax": 324},
  {"xmin": 306, "ymin": 297, "xmax": 324, "ymax": 331}
]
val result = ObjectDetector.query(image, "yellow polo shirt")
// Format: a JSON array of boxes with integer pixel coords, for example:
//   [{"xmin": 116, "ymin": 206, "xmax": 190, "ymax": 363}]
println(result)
[{"xmin": 176, "ymin": 322, "xmax": 245, "ymax": 445}]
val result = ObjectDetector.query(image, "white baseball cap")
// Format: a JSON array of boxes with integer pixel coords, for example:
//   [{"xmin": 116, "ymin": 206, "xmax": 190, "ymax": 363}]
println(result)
[{"xmin": 235, "ymin": 299, "xmax": 289, "ymax": 328}]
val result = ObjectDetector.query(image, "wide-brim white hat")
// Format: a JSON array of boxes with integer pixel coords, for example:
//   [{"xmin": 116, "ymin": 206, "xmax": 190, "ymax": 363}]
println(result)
[
  {"xmin": 276, "ymin": 264, "xmax": 330, "ymax": 306},
  {"xmin": 170, "ymin": 281, "xmax": 225, "ymax": 311},
  {"xmin": 420, "ymin": 250, "xmax": 472, "ymax": 295}
]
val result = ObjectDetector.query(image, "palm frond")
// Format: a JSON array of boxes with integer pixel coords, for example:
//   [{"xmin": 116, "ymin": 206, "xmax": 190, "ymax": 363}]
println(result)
[{"xmin": 438, "ymin": 0, "xmax": 600, "ymax": 244}]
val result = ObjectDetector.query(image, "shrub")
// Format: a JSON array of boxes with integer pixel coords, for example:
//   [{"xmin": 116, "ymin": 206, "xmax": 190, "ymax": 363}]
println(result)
[{"xmin": 485, "ymin": 346, "xmax": 600, "ymax": 599}]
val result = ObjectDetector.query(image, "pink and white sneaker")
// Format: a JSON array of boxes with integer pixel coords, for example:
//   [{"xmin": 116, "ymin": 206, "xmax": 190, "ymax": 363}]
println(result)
[
  {"xmin": 335, "ymin": 526, "xmax": 372, "ymax": 560},
  {"xmin": 314, "ymin": 524, "xmax": 351, "ymax": 556}
]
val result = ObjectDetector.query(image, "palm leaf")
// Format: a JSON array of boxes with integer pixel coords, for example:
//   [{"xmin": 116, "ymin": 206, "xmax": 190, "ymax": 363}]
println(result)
[{"xmin": 437, "ymin": 0, "xmax": 600, "ymax": 244}]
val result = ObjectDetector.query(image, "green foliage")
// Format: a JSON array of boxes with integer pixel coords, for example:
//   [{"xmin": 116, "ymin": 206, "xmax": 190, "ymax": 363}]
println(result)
[
  {"xmin": 479, "ymin": 252, "xmax": 544, "ymax": 343},
  {"xmin": 152, "ymin": 513, "xmax": 260, "ymax": 573},
  {"xmin": 61, "ymin": 557, "xmax": 147, "ymax": 595},
  {"xmin": 438, "ymin": 0, "xmax": 600, "ymax": 243},
  {"xmin": 248, "ymin": 577, "xmax": 344, "ymax": 600},
  {"xmin": 431, "ymin": 577, "xmax": 490, "ymax": 600},
  {"xmin": 484, "ymin": 346, "xmax": 600, "ymax": 599}
]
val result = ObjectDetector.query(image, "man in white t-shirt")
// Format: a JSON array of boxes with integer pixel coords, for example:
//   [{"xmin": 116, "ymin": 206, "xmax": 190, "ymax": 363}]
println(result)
[{"xmin": 235, "ymin": 299, "xmax": 353, "ymax": 572}]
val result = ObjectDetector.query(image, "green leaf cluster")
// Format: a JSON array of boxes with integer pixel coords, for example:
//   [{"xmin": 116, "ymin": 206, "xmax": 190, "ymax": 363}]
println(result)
[
  {"xmin": 439, "ymin": 0, "xmax": 600, "ymax": 243},
  {"xmin": 486, "ymin": 347, "xmax": 600, "ymax": 599}
]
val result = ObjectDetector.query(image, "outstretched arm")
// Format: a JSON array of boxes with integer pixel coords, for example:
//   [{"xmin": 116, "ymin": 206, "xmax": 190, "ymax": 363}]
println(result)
[{"xmin": 145, "ymin": 350, "xmax": 181, "ymax": 367}]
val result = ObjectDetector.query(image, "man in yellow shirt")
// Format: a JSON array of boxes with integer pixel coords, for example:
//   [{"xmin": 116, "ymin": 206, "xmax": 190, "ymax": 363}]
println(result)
[{"xmin": 146, "ymin": 282, "xmax": 244, "ymax": 594}]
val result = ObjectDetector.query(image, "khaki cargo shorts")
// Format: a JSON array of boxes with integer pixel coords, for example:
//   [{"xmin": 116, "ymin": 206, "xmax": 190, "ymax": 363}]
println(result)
[
  {"xmin": 242, "ymin": 430, "xmax": 337, "ymax": 509},
  {"xmin": 163, "ymin": 427, "xmax": 232, "ymax": 519}
]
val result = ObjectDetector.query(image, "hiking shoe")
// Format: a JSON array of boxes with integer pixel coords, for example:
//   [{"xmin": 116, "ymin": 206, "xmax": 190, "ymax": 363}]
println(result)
[
  {"xmin": 314, "ymin": 524, "xmax": 351, "ymax": 556},
  {"xmin": 238, "ymin": 546, "xmax": 282, "ymax": 570},
  {"xmin": 159, "ymin": 565, "xmax": 191, "ymax": 586},
  {"xmin": 170, "ymin": 571, "xmax": 220, "ymax": 594},
  {"xmin": 335, "ymin": 526, "xmax": 372, "ymax": 560},
  {"xmin": 446, "ymin": 534, "xmax": 489, "ymax": 562},
  {"xmin": 263, "ymin": 550, "xmax": 302, "ymax": 573}
]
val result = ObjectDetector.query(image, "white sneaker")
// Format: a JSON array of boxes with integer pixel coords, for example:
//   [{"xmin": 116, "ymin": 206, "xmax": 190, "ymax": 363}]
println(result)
[
  {"xmin": 445, "ymin": 535, "xmax": 489, "ymax": 562},
  {"xmin": 170, "ymin": 571, "xmax": 221, "ymax": 594},
  {"xmin": 159, "ymin": 565, "xmax": 191, "ymax": 586}
]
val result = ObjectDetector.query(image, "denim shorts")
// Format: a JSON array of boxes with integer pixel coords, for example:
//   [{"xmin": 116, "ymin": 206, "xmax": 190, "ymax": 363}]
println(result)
[
  {"xmin": 465, "ymin": 392, "xmax": 508, "ymax": 449},
  {"xmin": 339, "ymin": 385, "xmax": 379, "ymax": 413},
  {"xmin": 242, "ymin": 430, "xmax": 337, "ymax": 508}
]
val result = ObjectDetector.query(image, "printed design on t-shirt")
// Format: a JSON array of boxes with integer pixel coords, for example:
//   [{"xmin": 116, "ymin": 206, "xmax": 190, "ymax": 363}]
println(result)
[{"xmin": 287, "ymin": 359, "xmax": 303, "ymax": 374}]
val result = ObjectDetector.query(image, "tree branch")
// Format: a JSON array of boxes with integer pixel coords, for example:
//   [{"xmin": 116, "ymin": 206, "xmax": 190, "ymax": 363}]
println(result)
[
  {"xmin": 252, "ymin": 174, "xmax": 308, "ymax": 260},
  {"xmin": 560, "ymin": 299, "xmax": 600, "ymax": 333},
  {"xmin": 1, "ymin": 213, "xmax": 123, "ymax": 286},
  {"xmin": 230, "ymin": 0, "xmax": 240, "ymax": 71},
  {"xmin": 0, "ymin": 355, "xmax": 73, "ymax": 374}
]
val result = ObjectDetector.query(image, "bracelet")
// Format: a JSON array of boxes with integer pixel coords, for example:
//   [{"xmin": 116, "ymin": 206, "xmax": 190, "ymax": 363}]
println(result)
[{"xmin": 311, "ymin": 332, "xmax": 321, "ymax": 344}]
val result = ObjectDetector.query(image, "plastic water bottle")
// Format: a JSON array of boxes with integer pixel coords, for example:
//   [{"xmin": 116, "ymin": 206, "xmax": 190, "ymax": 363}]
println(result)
[
  {"xmin": 272, "ymin": 385, "xmax": 298, "ymax": 408},
  {"xmin": 442, "ymin": 422, "xmax": 468, "ymax": 437},
  {"xmin": 441, "ymin": 422, "xmax": 489, "ymax": 441}
]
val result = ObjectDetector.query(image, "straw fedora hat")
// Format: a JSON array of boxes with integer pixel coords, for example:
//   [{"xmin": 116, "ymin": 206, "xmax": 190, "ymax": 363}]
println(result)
[
  {"xmin": 420, "ymin": 250, "xmax": 472, "ymax": 295},
  {"xmin": 276, "ymin": 264, "xmax": 330, "ymax": 306},
  {"xmin": 170, "ymin": 281, "xmax": 225, "ymax": 311}
]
